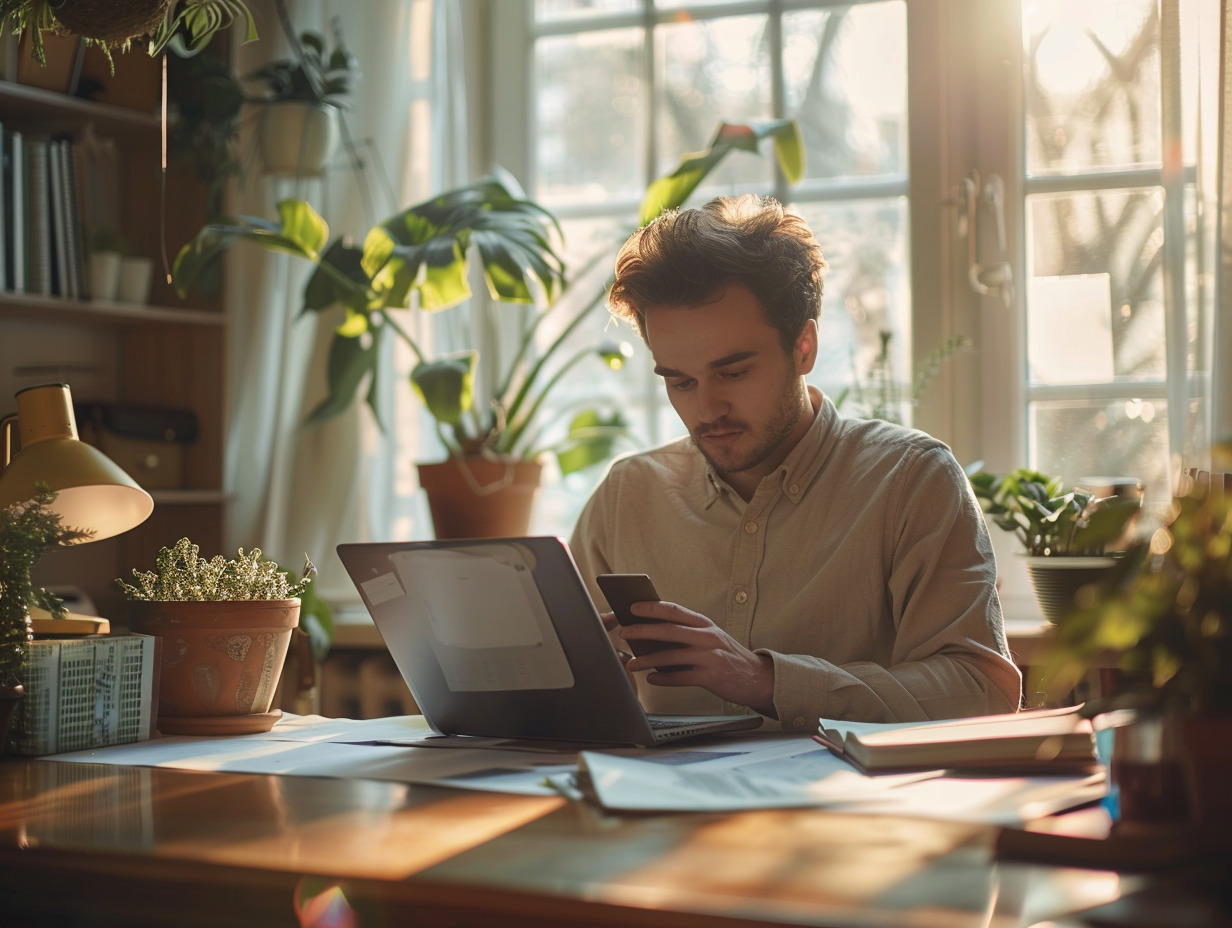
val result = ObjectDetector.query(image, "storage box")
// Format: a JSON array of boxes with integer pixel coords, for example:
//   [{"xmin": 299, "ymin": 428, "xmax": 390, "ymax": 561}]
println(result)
[
  {"xmin": 75, "ymin": 402, "xmax": 199, "ymax": 490},
  {"xmin": 16, "ymin": 634, "xmax": 158, "ymax": 756}
]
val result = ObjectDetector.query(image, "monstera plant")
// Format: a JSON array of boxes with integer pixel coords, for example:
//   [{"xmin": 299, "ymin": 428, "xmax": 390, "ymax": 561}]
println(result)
[{"xmin": 172, "ymin": 119, "xmax": 804, "ymax": 535}]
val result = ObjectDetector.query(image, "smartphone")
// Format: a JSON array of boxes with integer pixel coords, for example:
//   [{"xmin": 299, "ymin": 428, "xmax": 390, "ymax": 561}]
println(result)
[{"xmin": 596, "ymin": 573, "xmax": 690, "ymax": 671}]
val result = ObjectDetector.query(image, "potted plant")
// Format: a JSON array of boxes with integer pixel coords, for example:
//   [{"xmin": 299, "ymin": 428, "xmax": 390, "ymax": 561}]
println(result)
[
  {"xmin": 118, "ymin": 536, "xmax": 315, "ymax": 735},
  {"xmin": 834, "ymin": 330, "xmax": 972, "ymax": 424},
  {"xmin": 0, "ymin": 487, "xmax": 88, "ymax": 753},
  {"xmin": 171, "ymin": 119, "xmax": 804, "ymax": 537},
  {"xmin": 1032, "ymin": 472, "xmax": 1232, "ymax": 839},
  {"xmin": 242, "ymin": 5, "xmax": 360, "ymax": 176},
  {"xmin": 967, "ymin": 465, "xmax": 1142, "ymax": 623},
  {"xmin": 0, "ymin": 0, "xmax": 257, "ymax": 69}
]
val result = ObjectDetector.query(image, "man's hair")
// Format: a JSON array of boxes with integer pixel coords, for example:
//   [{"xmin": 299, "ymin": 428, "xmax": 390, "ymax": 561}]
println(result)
[{"xmin": 607, "ymin": 194, "xmax": 827, "ymax": 351}]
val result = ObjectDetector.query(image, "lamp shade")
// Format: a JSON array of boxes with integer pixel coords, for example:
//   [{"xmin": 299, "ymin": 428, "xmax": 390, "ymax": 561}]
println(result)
[{"xmin": 0, "ymin": 383, "xmax": 153, "ymax": 543}]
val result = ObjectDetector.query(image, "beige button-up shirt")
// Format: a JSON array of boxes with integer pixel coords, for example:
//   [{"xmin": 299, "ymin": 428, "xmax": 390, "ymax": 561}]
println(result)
[{"xmin": 570, "ymin": 389, "xmax": 1022, "ymax": 730}]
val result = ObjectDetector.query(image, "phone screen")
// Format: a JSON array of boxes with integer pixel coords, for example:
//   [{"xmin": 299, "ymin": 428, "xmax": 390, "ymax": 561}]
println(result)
[{"xmin": 596, "ymin": 573, "xmax": 689, "ymax": 671}]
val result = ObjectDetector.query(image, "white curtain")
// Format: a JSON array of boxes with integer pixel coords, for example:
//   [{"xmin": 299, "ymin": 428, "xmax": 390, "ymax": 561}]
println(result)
[
  {"xmin": 223, "ymin": 0, "xmax": 468, "ymax": 602},
  {"xmin": 1216, "ymin": 0, "xmax": 1232, "ymax": 445}
]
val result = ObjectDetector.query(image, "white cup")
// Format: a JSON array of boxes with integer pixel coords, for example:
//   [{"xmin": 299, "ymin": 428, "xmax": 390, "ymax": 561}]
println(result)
[{"xmin": 118, "ymin": 256, "xmax": 155, "ymax": 304}]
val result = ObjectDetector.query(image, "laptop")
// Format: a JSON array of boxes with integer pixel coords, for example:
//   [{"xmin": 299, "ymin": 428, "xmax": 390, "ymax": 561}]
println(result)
[{"xmin": 337, "ymin": 536, "xmax": 762, "ymax": 747}]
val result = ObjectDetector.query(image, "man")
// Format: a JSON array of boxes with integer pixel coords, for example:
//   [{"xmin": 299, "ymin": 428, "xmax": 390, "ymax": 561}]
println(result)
[{"xmin": 570, "ymin": 194, "xmax": 1022, "ymax": 730}]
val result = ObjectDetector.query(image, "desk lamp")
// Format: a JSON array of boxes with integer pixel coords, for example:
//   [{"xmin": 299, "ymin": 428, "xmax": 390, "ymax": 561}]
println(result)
[{"xmin": 0, "ymin": 383, "xmax": 154, "ymax": 542}]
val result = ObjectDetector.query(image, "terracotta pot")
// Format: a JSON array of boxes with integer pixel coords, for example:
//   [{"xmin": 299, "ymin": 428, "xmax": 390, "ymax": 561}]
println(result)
[
  {"xmin": 0, "ymin": 685, "xmax": 22, "ymax": 757},
  {"xmin": 1108, "ymin": 711, "xmax": 1188, "ymax": 825},
  {"xmin": 1177, "ymin": 714, "xmax": 1232, "ymax": 844},
  {"xmin": 417, "ymin": 455, "xmax": 544, "ymax": 539},
  {"xmin": 127, "ymin": 599, "xmax": 300, "ymax": 736}
]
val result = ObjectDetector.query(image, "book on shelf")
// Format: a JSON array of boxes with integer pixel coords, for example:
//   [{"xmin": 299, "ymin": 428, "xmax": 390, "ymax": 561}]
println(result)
[
  {"xmin": 47, "ymin": 136, "xmax": 73, "ymax": 298},
  {"xmin": 816, "ymin": 705, "xmax": 1099, "ymax": 774},
  {"xmin": 55, "ymin": 134, "xmax": 87, "ymax": 299},
  {"xmin": 1, "ymin": 121, "xmax": 8, "ymax": 289},
  {"xmin": 24, "ymin": 134, "xmax": 53, "ymax": 296},
  {"xmin": 10, "ymin": 126, "xmax": 23, "ymax": 293}
]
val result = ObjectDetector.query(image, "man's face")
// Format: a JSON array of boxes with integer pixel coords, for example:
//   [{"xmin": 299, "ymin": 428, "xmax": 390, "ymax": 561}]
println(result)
[{"xmin": 645, "ymin": 283, "xmax": 817, "ymax": 498}]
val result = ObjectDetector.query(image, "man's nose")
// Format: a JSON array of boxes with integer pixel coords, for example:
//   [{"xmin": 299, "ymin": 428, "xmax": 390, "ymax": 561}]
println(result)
[{"xmin": 695, "ymin": 381, "xmax": 730, "ymax": 422}]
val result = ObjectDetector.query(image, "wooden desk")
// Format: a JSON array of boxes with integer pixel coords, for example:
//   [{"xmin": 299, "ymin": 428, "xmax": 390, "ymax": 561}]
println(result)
[{"xmin": 3, "ymin": 751, "xmax": 1219, "ymax": 928}]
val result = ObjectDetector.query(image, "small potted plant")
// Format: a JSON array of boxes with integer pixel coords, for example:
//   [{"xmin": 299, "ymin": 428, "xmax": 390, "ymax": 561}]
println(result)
[
  {"xmin": 1033, "ymin": 473, "xmax": 1232, "ymax": 838},
  {"xmin": 0, "ymin": 487, "xmax": 88, "ymax": 753},
  {"xmin": 967, "ymin": 465, "xmax": 1141, "ymax": 623},
  {"xmin": 243, "ymin": 7, "xmax": 360, "ymax": 176},
  {"xmin": 171, "ymin": 119, "xmax": 804, "ymax": 537},
  {"xmin": 118, "ymin": 537, "xmax": 315, "ymax": 736}
]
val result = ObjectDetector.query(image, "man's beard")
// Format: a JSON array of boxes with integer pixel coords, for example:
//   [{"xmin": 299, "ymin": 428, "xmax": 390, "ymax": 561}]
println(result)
[{"xmin": 691, "ymin": 375, "xmax": 809, "ymax": 481}]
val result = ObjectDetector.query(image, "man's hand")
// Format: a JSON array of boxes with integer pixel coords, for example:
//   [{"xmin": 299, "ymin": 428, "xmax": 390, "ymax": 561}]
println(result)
[{"xmin": 612, "ymin": 600, "xmax": 776, "ymax": 716}]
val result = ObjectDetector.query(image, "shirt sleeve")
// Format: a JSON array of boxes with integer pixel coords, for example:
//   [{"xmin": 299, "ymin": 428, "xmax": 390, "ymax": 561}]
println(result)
[
  {"xmin": 569, "ymin": 480, "xmax": 615, "ymax": 609},
  {"xmin": 763, "ymin": 446, "xmax": 1023, "ymax": 726}
]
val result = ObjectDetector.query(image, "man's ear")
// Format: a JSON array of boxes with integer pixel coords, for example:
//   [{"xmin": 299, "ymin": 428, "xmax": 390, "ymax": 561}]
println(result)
[{"xmin": 795, "ymin": 319, "xmax": 819, "ymax": 374}]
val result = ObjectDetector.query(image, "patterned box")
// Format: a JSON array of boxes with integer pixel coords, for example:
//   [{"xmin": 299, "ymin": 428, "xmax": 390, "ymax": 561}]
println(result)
[{"xmin": 15, "ymin": 634, "xmax": 158, "ymax": 755}]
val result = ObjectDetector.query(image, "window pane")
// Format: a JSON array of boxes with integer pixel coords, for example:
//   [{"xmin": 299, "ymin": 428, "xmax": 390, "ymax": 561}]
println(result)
[
  {"xmin": 1025, "ymin": 189, "xmax": 1165, "ymax": 385},
  {"xmin": 1024, "ymin": 0, "xmax": 1159, "ymax": 174},
  {"xmin": 536, "ymin": 29, "xmax": 645, "ymax": 205},
  {"xmin": 784, "ymin": 2, "xmax": 907, "ymax": 180},
  {"xmin": 792, "ymin": 198, "xmax": 911, "ymax": 419},
  {"xmin": 655, "ymin": 14, "xmax": 773, "ymax": 191},
  {"xmin": 1030, "ymin": 398, "xmax": 1171, "ymax": 508},
  {"xmin": 536, "ymin": 0, "xmax": 640, "ymax": 21}
]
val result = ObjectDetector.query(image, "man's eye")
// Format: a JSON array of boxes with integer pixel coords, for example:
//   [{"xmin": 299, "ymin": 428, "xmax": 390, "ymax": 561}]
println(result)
[
  {"xmin": 668, "ymin": 378, "xmax": 695, "ymax": 391},
  {"xmin": 722, "ymin": 369, "xmax": 749, "ymax": 380}
]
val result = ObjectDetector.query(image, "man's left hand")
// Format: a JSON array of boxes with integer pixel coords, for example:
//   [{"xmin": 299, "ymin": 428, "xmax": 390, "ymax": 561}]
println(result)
[{"xmin": 616, "ymin": 600, "xmax": 776, "ymax": 717}]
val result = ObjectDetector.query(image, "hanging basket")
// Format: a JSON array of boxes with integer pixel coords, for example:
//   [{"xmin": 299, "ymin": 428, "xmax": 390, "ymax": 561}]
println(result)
[{"xmin": 52, "ymin": 0, "xmax": 172, "ymax": 47}]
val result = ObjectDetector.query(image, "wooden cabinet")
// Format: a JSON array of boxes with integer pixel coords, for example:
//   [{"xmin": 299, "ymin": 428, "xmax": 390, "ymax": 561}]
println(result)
[{"xmin": 0, "ymin": 64, "xmax": 226, "ymax": 621}]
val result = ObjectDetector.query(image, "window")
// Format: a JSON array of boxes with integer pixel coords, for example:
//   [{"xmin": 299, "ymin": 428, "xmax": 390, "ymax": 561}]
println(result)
[
  {"xmin": 489, "ymin": 0, "xmax": 913, "ymax": 535},
  {"xmin": 483, "ymin": 0, "xmax": 1223, "ymax": 577}
]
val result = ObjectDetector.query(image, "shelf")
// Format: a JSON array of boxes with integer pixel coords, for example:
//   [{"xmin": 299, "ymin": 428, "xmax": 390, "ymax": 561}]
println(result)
[
  {"xmin": 150, "ymin": 490, "xmax": 229, "ymax": 506},
  {"xmin": 0, "ymin": 79, "xmax": 159, "ymax": 140},
  {"xmin": 0, "ymin": 291, "xmax": 223, "ymax": 328}
]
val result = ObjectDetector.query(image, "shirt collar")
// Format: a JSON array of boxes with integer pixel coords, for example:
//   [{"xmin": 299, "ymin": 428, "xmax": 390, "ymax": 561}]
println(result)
[{"xmin": 701, "ymin": 385, "xmax": 838, "ymax": 505}]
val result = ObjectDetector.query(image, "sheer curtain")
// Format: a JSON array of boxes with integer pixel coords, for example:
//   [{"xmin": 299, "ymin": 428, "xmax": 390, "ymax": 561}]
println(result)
[
  {"xmin": 223, "ymin": 0, "xmax": 466, "ymax": 602},
  {"xmin": 1217, "ymin": 0, "xmax": 1232, "ymax": 446}
]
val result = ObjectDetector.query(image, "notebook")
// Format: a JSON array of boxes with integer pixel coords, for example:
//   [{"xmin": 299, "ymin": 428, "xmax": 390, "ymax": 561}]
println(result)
[{"xmin": 336, "ymin": 537, "xmax": 762, "ymax": 747}]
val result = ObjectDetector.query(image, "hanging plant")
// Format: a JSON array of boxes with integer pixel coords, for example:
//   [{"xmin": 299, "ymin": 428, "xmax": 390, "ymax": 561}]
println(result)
[{"xmin": 0, "ymin": 0, "xmax": 258, "ymax": 69}]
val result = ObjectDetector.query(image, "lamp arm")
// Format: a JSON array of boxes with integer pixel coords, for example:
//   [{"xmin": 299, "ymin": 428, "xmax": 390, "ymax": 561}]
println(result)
[{"xmin": 1, "ymin": 413, "xmax": 16, "ymax": 472}]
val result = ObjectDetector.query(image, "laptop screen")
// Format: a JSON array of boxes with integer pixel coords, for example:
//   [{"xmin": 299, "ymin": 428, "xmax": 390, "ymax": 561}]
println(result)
[{"xmin": 337, "ymin": 537, "xmax": 660, "ymax": 744}]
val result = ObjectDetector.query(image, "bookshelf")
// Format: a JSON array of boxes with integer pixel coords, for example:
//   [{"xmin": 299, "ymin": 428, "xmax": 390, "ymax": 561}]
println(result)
[{"xmin": 0, "ymin": 56, "xmax": 227, "ymax": 622}]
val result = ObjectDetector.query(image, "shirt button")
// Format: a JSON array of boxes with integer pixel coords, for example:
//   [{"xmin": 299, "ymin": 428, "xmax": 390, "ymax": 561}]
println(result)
[
  {"xmin": 788, "ymin": 483, "xmax": 800, "ymax": 495},
  {"xmin": 792, "ymin": 717, "xmax": 807, "ymax": 729},
  {"xmin": 744, "ymin": 521, "xmax": 758, "ymax": 534},
  {"xmin": 734, "ymin": 590, "xmax": 748, "ymax": 604}
]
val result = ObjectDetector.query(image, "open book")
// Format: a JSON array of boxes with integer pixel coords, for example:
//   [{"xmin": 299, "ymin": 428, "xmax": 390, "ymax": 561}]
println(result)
[{"xmin": 817, "ymin": 705, "xmax": 1098, "ymax": 773}]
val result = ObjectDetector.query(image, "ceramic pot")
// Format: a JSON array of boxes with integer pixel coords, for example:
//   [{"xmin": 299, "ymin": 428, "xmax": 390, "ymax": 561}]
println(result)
[
  {"xmin": 127, "ymin": 599, "xmax": 299, "ymax": 735},
  {"xmin": 1024, "ymin": 556, "xmax": 1118, "ymax": 624},
  {"xmin": 417, "ymin": 455, "xmax": 543, "ymax": 539},
  {"xmin": 257, "ymin": 103, "xmax": 340, "ymax": 177}
]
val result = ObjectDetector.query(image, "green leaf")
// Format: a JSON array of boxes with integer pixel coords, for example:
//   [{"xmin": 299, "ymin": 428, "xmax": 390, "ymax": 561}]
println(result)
[
  {"xmin": 638, "ymin": 119, "xmax": 804, "ymax": 225},
  {"xmin": 411, "ymin": 353, "xmax": 478, "ymax": 426},
  {"xmin": 172, "ymin": 204, "xmax": 328, "ymax": 299},
  {"xmin": 306, "ymin": 331, "xmax": 382, "ymax": 426},
  {"xmin": 303, "ymin": 240, "xmax": 369, "ymax": 315},
  {"xmin": 552, "ymin": 410, "xmax": 629, "ymax": 476}
]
